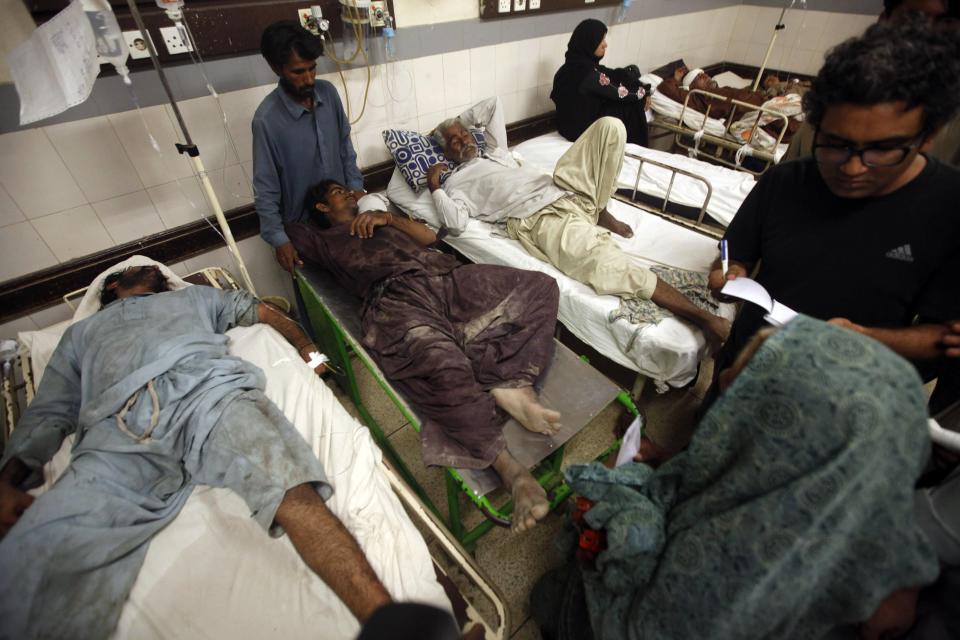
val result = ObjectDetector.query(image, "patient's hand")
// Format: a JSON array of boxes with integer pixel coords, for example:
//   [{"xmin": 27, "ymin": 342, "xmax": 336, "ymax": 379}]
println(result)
[
  {"xmin": 0, "ymin": 479, "xmax": 34, "ymax": 539},
  {"xmin": 426, "ymin": 162, "xmax": 449, "ymax": 192},
  {"xmin": 350, "ymin": 212, "xmax": 393, "ymax": 239},
  {"xmin": 674, "ymin": 65, "xmax": 688, "ymax": 82}
]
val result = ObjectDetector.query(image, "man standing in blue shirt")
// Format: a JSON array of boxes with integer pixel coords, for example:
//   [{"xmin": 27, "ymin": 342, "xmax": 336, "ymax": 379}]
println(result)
[{"xmin": 253, "ymin": 21, "xmax": 365, "ymax": 273}]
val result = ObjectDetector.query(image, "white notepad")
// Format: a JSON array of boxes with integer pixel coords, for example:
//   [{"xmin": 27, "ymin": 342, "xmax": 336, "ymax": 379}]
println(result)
[{"xmin": 721, "ymin": 277, "xmax": 798, "ymax": 327}]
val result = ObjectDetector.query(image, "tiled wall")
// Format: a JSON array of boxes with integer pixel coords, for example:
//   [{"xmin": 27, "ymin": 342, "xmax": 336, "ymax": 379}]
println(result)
[
  {"xmin": 725, "ymin": 5, "xmax": 876, "ymax": 76},
  {"xmin": 0, "ymin": 3, "xmax": 876, "ymax": 332}
]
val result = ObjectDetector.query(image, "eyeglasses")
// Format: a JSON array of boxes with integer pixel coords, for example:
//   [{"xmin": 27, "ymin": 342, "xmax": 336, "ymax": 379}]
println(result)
[{"xmin": 812, "ymin": 131, "xmax": 924, "ymax": 168}]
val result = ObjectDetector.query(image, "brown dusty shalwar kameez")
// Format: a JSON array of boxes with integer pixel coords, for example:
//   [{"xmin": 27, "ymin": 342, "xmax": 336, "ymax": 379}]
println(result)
[{"xmin": 288, "ymin": 222, "xmax": 560, "ymax": 469}]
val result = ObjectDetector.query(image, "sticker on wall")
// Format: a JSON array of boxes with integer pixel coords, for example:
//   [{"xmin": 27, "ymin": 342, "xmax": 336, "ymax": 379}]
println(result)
[{"xmin": 122, "ymin": 29, "xmax": 155, "ymax": 60}]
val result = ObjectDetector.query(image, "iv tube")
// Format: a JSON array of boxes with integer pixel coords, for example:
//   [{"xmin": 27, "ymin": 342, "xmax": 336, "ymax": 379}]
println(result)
[
  {"xmin": 81, "ymin": 0, "xmax": 131, "ymax": 84},
  {"xmin": 155, "ymin": 0, "xmax": 184, "ymax": 22}
]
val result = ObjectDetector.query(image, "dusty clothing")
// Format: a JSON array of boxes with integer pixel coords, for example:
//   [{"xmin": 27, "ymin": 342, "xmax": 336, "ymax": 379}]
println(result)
[
  {"xmin": 288, "ymin": 222, "xmax": 560, "ymax": 468},
  {"xmin": 657, "ymin": 76, "xmax": 799, "ymax": 142},
  {"xmin": 0, "ymin": 287, "xmax": 330, "ymax": 639},
  {"xmin": 507, "ymin": 117, "xmax": 659, "ymax": 300}
]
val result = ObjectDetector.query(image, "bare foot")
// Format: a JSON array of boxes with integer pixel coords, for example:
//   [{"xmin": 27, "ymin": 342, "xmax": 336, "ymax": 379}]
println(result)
[
  {"xmin": 597, "ymin": 208, "xmax": 634, "ymax": 238},
  {"xmin": 491, "ymin": 386, "xmax": 562, "ymax": 436},
  {"xmin": 492, "ymin": 450, "xmax": 550, "ymax": 532},
  {"xmin": 632, "ymin": 435, "xmax": 679, "ymax": 468}
]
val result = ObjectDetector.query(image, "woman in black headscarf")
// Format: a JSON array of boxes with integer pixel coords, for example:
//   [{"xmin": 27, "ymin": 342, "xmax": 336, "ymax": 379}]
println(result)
[{"xmin": 551, "ymin": 19, "xmax": 650, "ymax": 146}]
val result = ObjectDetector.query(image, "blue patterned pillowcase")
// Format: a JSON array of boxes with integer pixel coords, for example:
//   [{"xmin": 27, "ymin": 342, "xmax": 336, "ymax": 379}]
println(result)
[{"xmin": 381, "ymin": 129, "xmax": 487, "ymax": 192}]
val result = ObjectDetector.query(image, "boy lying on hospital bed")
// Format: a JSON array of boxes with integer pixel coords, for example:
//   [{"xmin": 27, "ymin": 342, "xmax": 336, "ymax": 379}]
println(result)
[
  {"xmin": 288, "ymin": 179, "xmax": 562, "ymax": 533},
  {"xmin": 0, "ymin": 264, "xmax": 393, "ymax": 638},
  {"xmin": 408, "ymin": 96, "xmax": 730, "ymax": 350}
]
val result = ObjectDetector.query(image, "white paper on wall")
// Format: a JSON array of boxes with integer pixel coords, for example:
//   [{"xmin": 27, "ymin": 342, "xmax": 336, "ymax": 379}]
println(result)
[{"xmin": 6, "ymin": 0, "xmax": 99, "ymax": 126}]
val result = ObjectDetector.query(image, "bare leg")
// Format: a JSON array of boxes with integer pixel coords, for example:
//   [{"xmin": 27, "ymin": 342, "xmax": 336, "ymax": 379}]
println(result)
[
  {"xmin": 650, "ymin": 279, "xmax": 731, "ymax": 352},
  {"xmin": 491, "ymin": 449, "xmax": 550, "ymax": 532},
  {"xmin": 275, "ymin": 484, "xmax": 392, "ymax": 623},
  {"xmin": 597, "ymin": 208, "xmax": 634, "ymax": 238},
  {"xmin": 490, "ymin": 385, "xmax": 562, "ymax": 436}
]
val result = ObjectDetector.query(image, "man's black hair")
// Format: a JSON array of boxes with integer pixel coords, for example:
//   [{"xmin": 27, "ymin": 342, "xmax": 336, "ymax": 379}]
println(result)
[
  {"xmin": 303, "ymin": 179, "xmax": 343, "ymax": 229},
  {"xmin": 260, "ymin": 20, "xmax": 323, "ymax": 70},
  {"xmin": 882, "ymin": 0, "xmax": 951, "ymax": 18},
  {"xmin": 803, "ymin": 16, "xmax": 960, "ymax": 135},
  {"xmin": 99, "ymin": 266, "xmax": 170, "ymax": 307}
]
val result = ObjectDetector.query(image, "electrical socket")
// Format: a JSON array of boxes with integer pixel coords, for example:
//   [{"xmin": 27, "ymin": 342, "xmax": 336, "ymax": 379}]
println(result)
[
  {"xmin": 159, "ymin": 26, "xmax": 192, "ymax": 55},
  {"xmin": 529, "ymin": 0, "xmax": 540, "ymax": 8},
  {"xmin": 369, "ymin": 0, "xmax": 386, "ymax": 27},
  {"xmin": 514, "ymin": 0, "xmax": 526, "ymax": 10},
  {"xmin": 498, "ymin": 0, "xmax": 511, "ymax": 13}
]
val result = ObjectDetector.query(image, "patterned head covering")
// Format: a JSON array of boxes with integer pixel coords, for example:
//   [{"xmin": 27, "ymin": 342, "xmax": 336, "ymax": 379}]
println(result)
[{"xmin": 567, "ymin": 315, "xmax": 939, "ymax": 640}]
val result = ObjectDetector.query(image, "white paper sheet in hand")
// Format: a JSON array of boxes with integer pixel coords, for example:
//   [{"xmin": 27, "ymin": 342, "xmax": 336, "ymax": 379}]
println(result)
[
  {"xmin": 6, "ymin": 0, "xmax": 99, "ymax": 125},
  {"xmin": 721, "ymin": 277, "xmax": 798, "ymax": 327},
  {"xmin": 615, "ymin": 416, "xmax": 643, "ymax": 467}
]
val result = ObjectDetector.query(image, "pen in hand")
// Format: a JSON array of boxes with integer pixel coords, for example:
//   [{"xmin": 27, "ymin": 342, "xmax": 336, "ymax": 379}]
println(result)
[{"xmin": 720, "ymin": 239, "xmax": 730, "ymax": 277}]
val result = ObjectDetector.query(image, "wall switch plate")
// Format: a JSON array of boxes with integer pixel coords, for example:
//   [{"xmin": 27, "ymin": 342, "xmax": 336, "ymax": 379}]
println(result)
[
  {"xmin": 514, "ymin": 0, "xmax": 526, "ymax": 10},
  {"xmin": 159, "ymin": 26, "xmax": 192, "ymax": 55},
  {"xmin": 529, "ymin": 0, "xmax": 540, "ymax": 8},
  {"xmin": 122, "ymin": 29, "xmax": 154, "ymax": 60},
  {"xmin": 369, "ymin": 1, "xmax": 386, "ymax": 27},
  {"xmin": 498, "ymin": 0, "xmax": 511, "ymax": 13}
]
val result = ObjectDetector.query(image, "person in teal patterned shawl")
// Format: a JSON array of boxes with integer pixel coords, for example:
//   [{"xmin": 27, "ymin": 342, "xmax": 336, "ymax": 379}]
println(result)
[{"xmin": 536, "ymin": 316, "xmax": 939, "ymax": 639}]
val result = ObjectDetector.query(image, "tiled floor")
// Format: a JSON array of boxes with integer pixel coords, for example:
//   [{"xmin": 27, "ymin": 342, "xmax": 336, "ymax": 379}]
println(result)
[{"xmin": 330, "ymin": 349, "xmax": 712, "ymax": 639}]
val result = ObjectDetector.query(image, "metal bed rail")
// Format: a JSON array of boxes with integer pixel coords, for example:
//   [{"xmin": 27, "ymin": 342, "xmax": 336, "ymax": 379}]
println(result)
[
  {"xmin": 653, "ymin": 87, "xmax": 790, "ymax": 176},
  {"xmin": 621, "ymin": 150, "xmax": 723, "ymax": 239}
]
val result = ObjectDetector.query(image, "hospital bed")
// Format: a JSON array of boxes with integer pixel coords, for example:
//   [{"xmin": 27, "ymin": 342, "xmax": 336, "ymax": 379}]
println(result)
[
  {"xmin": 386, "ymin": 167, "xmax": 736, "ymax": 396},
  {"xmin": 0, "ymin": 263, "xmax": 509, "ymax": 639},
  {"xmin": 512, "ymin": 131, "xmax": 756, "ymax": 234},
  {"xmin": 295, "ymin": 264, "xmax": 636, "ymax": 548},
  {"xmin": 645, "ymin": 71, "xmax": 794, "ymax": 176}
]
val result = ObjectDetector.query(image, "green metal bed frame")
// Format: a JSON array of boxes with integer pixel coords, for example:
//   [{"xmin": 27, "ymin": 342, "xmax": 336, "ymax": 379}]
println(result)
[{"xmin": 295, "ymin": 267, "xmax": 639, "ymax": 549}]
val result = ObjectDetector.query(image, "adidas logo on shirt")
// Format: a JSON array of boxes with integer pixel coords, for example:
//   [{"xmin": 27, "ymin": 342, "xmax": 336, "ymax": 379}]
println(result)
[{"xmin": 885, "ymin": 244, "xmax": 914, "ymax": 263}]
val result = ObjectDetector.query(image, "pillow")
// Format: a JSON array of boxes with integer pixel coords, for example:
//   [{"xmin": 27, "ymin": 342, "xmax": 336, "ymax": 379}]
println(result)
[{"xmin": 381, "ymin": 128, "xmax": 487, "ymax": 192}]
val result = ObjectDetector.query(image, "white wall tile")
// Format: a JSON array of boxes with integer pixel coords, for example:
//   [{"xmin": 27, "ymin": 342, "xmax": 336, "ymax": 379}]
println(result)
[
  {"xmin": 731, "ymin": 6, "xmax": 757, "ymax": 44},
  {"xmin": 0, "ymin": 314, "xmax": 39, "ymax": 339},
  {"xmin": 0, "ymin": 129, "xmax": 87, "ymax": 219},
  {"xmin": 31, "ymin": 205, "xmax": 114, "ymax": 262},
  {"xmin": 108, "ymin": 105, "xmax": 193, "ymax": 189},
  {"xmin": 208, "ymin": 164, "xmax": 253, "ymax": 213},
  {"xmin": 219, "ymin": 85, "xmax": 271, "ymax": 166},
  {"xmin": 0, "ymin": 184, "xmax": 25, "ymax": 227},
  {"xmin": 92, "ymin": 191, "xmax": 166, "ymax": 245},
  {"xmin": 237, "ymin": 235, "xmax": 296, "ymax": 301},
  {"xmin": 515, "ymin": 38, "xmax": 542, "ymax": 91},
  {"xmin": 169, "ymin": 96, "xmax": 239, "ymax": 172},
  {"xmin": 0, "ymin": 221, "xmax": 58, "ymax": 282},
  {"xmin": 469, "ymin": 45, "xmax": 497, "ymax": 104},
  {"xmin": 28, "ymin": 302, "xmax": 73, "ymax": 329},
  {"xmin": 412, "ymin": 54, "xmax": 446, "ymax": 116},
  {"xmin": 147, "ymin": 177, "xmax": 209, "ymax": 229},
  {"xmin": 494, "ymin": 41, "xmax": 520, "ymax": 96},
  {"xmin": 417, "ymin": 110, "xmax": 445, "ymax": 135},
  {"xmin": 354, "ymin": 127, "xmax": 392, "ymax": 168},
  {"xmin": 379, "ymin": 61, "xmax": 419, "ymax": 124},
  {"xmin": 45, "ymin": 116, "xmax": 143, "ymax": 203},
  {"xmin": 537, "ymin": 34, "xmax": 565, "ymax": 82},
  {"xmin": 441, "ymin": 50, "xmax": 471, "ymax": 113}
]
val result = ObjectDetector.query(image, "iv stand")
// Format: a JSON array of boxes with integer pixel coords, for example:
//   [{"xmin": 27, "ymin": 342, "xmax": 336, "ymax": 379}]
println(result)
[
  {"xmin": 124, "ymin": 0, "xmax": 258, "ymax": 296},
  {"xmin": 752, "ymin": 0, "xmax": 798, "ymax": 92}
]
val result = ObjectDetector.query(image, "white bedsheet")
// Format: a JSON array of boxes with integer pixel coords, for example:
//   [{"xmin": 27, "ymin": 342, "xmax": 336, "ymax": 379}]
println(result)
[
  {"xmin": 512, "ymin": 132, "xmax": 755, "ymax": 227},
  {"xmin": 19, "ymin": 323, "xmax": 449, "ymax": 639}
]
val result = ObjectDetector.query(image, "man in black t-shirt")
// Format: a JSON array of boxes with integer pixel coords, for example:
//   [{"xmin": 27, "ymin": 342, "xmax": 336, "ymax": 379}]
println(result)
[{"xmin": 707, "ymin": 17, "xmax": 960, "ymax": 411}]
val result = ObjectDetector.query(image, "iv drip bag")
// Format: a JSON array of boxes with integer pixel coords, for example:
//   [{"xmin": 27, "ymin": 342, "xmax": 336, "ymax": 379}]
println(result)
[{"xmin": 80, "ymin": 0, "xmax": 131, "ymax": 83}]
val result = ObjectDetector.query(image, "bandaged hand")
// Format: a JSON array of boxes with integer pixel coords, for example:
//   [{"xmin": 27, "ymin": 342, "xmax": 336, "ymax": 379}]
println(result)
[
  {"xmin": 298, "ymin": 344, "xmax": 329, "ymax": 377},
  {"xmin": 350, "ymin": 212, "xmax": 393, "ymax": 239},
  {"xmin": 0, "ymin": 479, "xmax": 34, "ymax": 539}
]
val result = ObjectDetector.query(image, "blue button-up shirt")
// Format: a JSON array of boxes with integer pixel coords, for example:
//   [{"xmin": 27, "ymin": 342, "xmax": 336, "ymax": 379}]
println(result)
[{"xmin": 252, "ymin": 80, "xmax": 364, "ymax": 247}]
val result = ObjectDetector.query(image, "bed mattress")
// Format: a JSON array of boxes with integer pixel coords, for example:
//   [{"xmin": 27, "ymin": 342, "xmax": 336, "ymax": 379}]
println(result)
[
  {"xmin": 18, "ymin": 323, "xmax": 450, "ymax": 639},
  {"xmin": 438, "ymin": 199, "xmax": 734, "ymax": 388}
]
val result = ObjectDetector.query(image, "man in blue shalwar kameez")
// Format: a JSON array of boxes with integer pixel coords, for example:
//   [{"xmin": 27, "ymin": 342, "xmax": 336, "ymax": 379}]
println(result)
[{"xmin": 0, "ymin": 265, "xmax": 391, "ymax": 639}]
